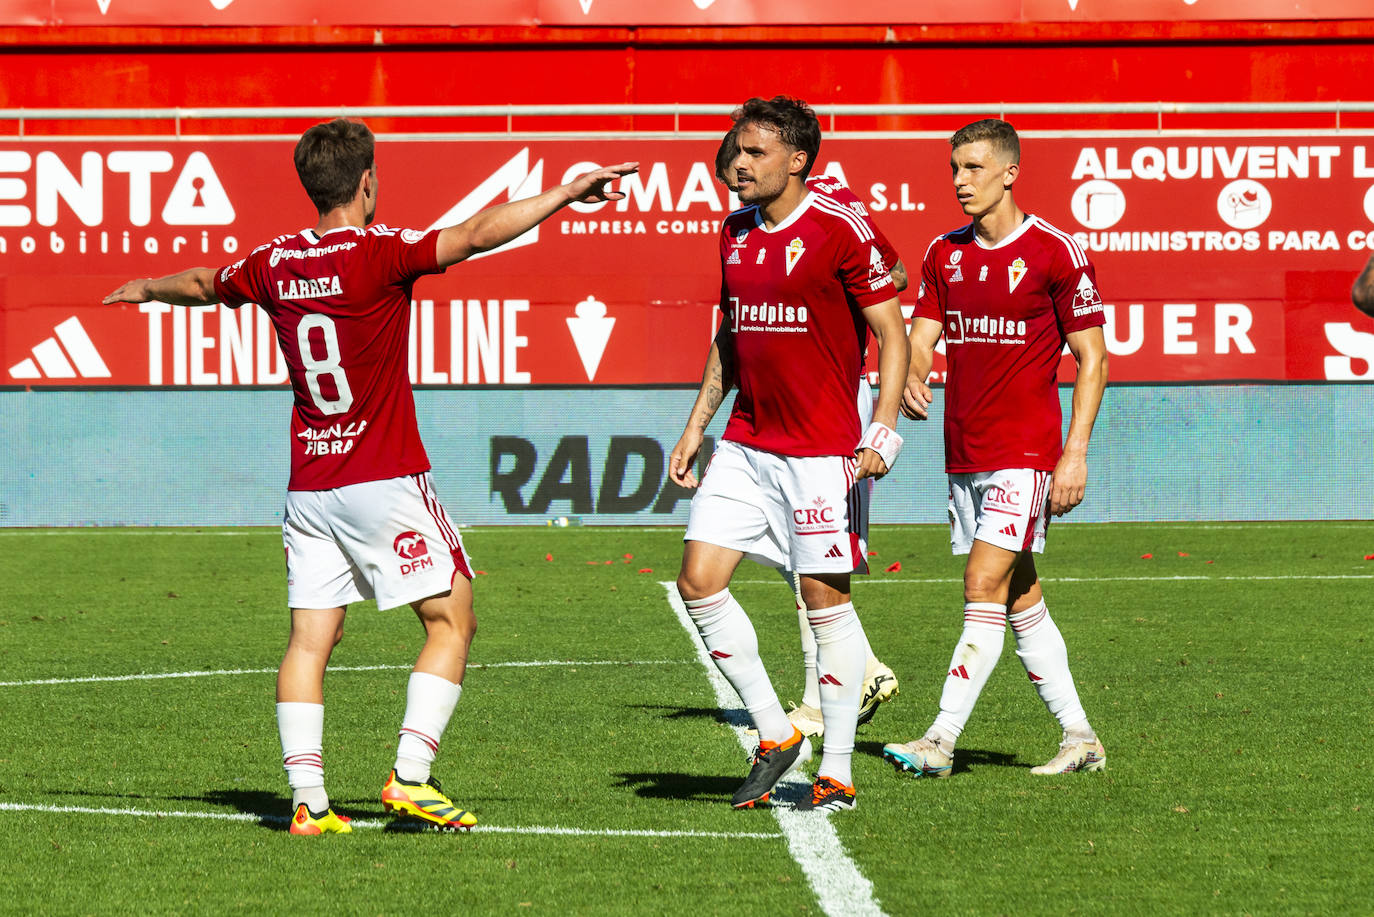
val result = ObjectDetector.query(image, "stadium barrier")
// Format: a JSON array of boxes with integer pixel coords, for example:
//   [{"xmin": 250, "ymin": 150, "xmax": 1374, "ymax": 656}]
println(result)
[{"xmin": 3, "ymin": 384, "xmax": 1371, "ymax": 526}]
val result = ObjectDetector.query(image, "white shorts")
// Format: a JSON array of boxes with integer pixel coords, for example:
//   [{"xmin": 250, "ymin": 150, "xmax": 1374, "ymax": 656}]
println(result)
[
  {"xmin": 948, "ymin": 469, "xmax": 1052, "ymax": 556},
  {"xmin": 685, "ymin": 440, "xmax": 861, "ymax": 574},
  {"xmin": 282, "ymin": 472, "xmax": 473, "ymax": 611}
]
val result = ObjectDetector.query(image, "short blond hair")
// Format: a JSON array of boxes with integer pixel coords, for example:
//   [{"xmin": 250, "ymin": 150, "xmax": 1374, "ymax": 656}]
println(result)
[{"xmin": 949, "ymin": 119, "xmax": 1020, "ymax": 164}]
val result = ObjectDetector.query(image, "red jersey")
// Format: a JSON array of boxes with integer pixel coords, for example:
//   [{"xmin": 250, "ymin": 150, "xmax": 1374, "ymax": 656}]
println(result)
[
  {"xmin": 213, "ymin": 224, "xmax": 444, "ymax": 491},
  {"xmin": 914, "ymin": 215, "xmax": 1105, "ymax": 473},
  {"xmin": 806, "ymin": 175, "xmax": 903, "ymax": 365},
  {"xmin": 806, "ymin": 175, "xmax": 901, "ymax": 276},
  {"xmin": 719, "ymin": 192, "xmax": 897, "ymax": 457}
]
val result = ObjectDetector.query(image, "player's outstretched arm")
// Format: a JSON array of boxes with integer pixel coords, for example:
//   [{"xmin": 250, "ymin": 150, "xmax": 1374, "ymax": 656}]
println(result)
[
  {"xmin": 436, "ymin": 162, "xmax": 639, "ymax": 268},
  {"xmin": 102, "ymin": 268, "xmax": 220, "ymax": 307},
  {"xmin": 1051, "ymin": 325, "xmax": 1108, "ymax": 516},
  {"xmin": 1353, "ymin": 253, "xmax": 1374, "ymax": 317},
  {"xmin": 668, "ymin": 338, "xmax": 733, "ymax": 489},
  {"xmin": 901, "ymin": 316, "xmax": 942, "ymax": 421},
  {"xmin": 855, "ymin": 296, "xmax": 910, "ymax": 480}
]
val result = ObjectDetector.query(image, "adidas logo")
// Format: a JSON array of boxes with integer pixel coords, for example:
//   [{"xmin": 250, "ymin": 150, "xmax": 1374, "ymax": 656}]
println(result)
[
  {"xmin": 823, "ymin": 544, "xmax": 845, "ymax": 559},
  {"xmin": 1027, "ymin": 671, "xmax": 1044, "ymax": 683},
  {"xmin": 726, "ymin": 249, "xmax": 741, "ymax": 265},
  {"xmin": 8, "ymin": 317, "xmax": 111, "ymax": 380},
  {"xmin": 999, "ymin": 523, "xmax": 1018, "ymax": 537},
  {"xmin": 818, "ymin": 673, "xmax": 843, "ymax": 686},
  {"xmin": 709, "ymin": 649, "xmax": 733, "ymax": 660},
  {"xmin": 949, "ymin": 665, "xmax": 970, "ymax": 679}
]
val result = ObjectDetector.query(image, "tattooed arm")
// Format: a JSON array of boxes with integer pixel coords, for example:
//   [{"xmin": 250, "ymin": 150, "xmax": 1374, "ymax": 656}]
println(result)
[{"xmin": 668, "ymin": 333, "xmax": 735, "ymax": 488}]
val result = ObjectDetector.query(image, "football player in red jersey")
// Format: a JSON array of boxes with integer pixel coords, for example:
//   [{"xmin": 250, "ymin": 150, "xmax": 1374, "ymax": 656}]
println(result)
[
  {"xmin": 670, "ymin": 97, "xmax": 909, "ymax": 813},
  {"xmin": 713, "ymin": 127, "xmax": 904, "ymax": 742},
  {"xmin": 886, "ymin": 118, "xmax": 1109, "ymax": 778},
  {"xmin": 105, "ymin": 118, "xmax": 637, "ymax": 833}
]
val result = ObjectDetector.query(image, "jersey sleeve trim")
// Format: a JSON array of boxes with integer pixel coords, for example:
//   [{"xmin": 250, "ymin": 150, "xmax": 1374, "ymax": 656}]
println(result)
[
  {"xmin": 812, "ymin": 194, "xmax": 876, "ymax": 243},
  {"xmin": 1029, "ymin": 216, "xmax": 1090, "ymax": 269}
]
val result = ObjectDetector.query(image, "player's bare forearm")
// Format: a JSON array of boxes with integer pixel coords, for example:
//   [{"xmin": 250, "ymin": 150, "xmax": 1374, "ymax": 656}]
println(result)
[
  {"xmin": 437, "ymin": 162, "xmax": 639, "ymax": 267},
  {"xmin": 1354, "ymin": 253, "xmax": 1374, "ymax": 317},
  {"xmin": 889, "ymin": 258, "xmax": 909, "ymax": 294},
  {"xmin": 671, "ymin": 341, "xmax": 730, "ymax": 487},
  {"xmin": 902, "ymin": 316, "xmax": 941, "ymax": 420},
  {"xmin": 854, "ymin": 298, "xmax": 908, "ymax": 480},
  {"xmin": 862, "ymin": 297, "xmax": 908, "ymax": 429},
  {"xmin": 102, "ymin": 267, "xmax": 219, "ymax": 306},
  {"xmin": 1063, "ymin": 327, "xmax": 1107, "ymax": 458},
  {"xmin": 687, "ymin": 342, "xmax": 729, "ymax": 435},
  {"xmin": 1053, "ymin": 326, "xmax": 1109, "ymax": 515}
]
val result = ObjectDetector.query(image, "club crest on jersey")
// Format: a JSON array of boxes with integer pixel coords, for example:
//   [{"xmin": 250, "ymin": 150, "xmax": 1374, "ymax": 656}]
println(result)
[
  {"xmin": 757, "ymin": 248, "xmax": 767, "ymax": 264},
  {"xmin": 1071, "ymin": 272, "xmax": 1104, "ymax": 317},
  {"xmin": 1008, "ymin": 257, "xmax": 1028, "ymax": 293},
  {"xmin": 785, "ymin": 237, "xmax": 806, "ymax": 275},
  {"xmin": 278, "ymin": 275, "xmax": 343, "ymax": 301},
  {"xmin": 979, "ymin": 265, "xmax": 989, "ymax": 282},
  {"xmin": 726, "ymin": 249, "xmax": 741, "ymax": 265}
]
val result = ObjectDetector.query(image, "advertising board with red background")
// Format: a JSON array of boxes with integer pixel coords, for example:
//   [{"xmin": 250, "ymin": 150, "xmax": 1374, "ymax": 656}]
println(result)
[
  {"xmin": 6, "ymin": 0, "xmax": 1371, "ymax": 26},
  {"xmin": 3, "ymin": 135, "xmax": 1374, "ymax": 390}
]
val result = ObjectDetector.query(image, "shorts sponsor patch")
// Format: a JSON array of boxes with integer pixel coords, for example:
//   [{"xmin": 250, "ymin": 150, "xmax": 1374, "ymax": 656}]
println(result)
[
  {"xmin": 793, "ymin": 496, "xmax": 841, "ymax": 535},
  {"xmin": 394, "ymin": 530, "xmax": 434, "ymax": 576}
]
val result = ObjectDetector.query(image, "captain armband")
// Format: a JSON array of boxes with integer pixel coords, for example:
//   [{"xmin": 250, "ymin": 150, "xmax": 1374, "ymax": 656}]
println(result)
[{"xmin": 856, "ymin": 422, "xmax": 903, "ymax": 470}]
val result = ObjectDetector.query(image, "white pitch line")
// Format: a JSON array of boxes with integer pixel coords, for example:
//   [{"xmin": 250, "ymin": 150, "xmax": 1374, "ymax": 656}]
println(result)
[
  {"xmin": 0, "ymin": 803, "xmax": 778, "ymax": 840},
  {"xmin": 0, "ymin": 659, "xmax": 691, "ymax": 688},
  {"xmin": 736, "ymin": 573, "xmax": 1374, "ymax": 585},
  {"xmin": 661, "ymin": 583, "xmax": 885, "ymax": 917}
]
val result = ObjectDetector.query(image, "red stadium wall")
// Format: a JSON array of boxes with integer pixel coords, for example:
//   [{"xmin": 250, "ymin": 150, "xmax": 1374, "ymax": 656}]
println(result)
[
  {"xmin": 4, "ymin": 14, "xmax": 1374, "ymax": 391},
  {"xmin": 2, "ymin": 19, "xmax": 1374, "ymax": 134}
]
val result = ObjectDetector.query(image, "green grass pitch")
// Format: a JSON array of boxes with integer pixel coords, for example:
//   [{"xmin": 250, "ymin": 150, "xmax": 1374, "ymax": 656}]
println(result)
[{"xmin": 1, "ymin": 522, "xmax": 1371, "ymax": 915}]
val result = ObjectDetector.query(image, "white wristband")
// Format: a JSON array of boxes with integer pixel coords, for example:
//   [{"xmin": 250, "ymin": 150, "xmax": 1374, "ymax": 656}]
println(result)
[{"xmin": 857, "ymin": 421, "xmax": 903, "ymax": 470}]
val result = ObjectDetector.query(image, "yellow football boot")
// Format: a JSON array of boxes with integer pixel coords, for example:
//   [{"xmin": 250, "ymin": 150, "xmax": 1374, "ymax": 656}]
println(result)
[
  {"xmin": 289, "ymin": 803, "xmax": 353, "ymax": 835},
  {"xmin": 381, "ymin": 770, "xmax": 477, "ymax": 831}
]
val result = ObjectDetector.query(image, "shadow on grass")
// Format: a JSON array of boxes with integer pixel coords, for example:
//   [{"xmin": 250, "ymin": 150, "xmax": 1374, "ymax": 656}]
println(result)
[
  {"xmin": 856, "ymin": 740, "xmax": 1020, "ymax": 775},
  {"xmin": 613, "ymin": 770, "xmax": 737, "ymax": 803},
  {"xmin": 51, "ymin": 786, "xmax": 294, "ymax": 830},
  {"xmin": 56, "ymin": 784, "xmax": 505, "ymax": 834},
  {"xmin": 626, "ymin": 704, "xmax": 751, "ymax": 728}
]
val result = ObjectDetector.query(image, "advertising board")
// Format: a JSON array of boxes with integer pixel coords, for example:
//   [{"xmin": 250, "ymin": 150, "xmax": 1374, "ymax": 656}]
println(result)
[{"xmin": 4, "ymin": 136, "xmax": 1373, "ymax": 388}]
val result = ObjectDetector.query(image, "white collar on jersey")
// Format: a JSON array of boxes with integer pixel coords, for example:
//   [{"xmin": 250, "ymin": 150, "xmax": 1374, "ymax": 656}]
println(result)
[
  {"xmin": 973, "ymin": 214, "xmax": 1039, "ymax": 250},
  {"xmin": 748, "ymin": 191, "xmax": 816, "ymax": 234},
  {"xmin": 300, "ymin": 226, "xmax": 364, "ymax": 244}
]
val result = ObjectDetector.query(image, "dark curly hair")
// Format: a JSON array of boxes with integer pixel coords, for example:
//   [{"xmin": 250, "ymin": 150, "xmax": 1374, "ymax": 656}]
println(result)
[{"xmin": 732, "ymin": 96, "xmax": 821, "ymax": 179}]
